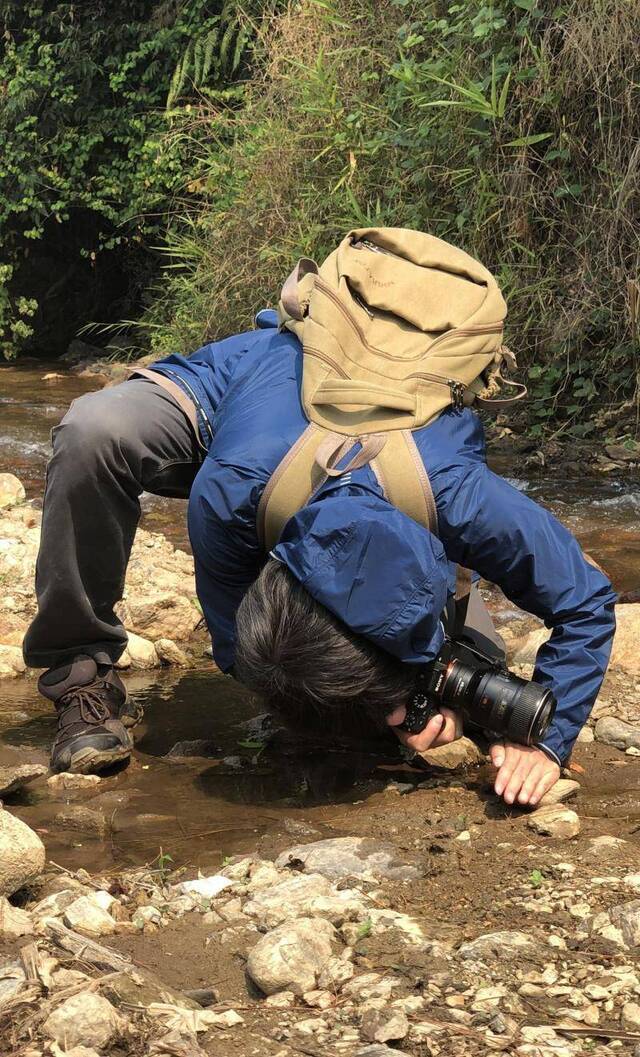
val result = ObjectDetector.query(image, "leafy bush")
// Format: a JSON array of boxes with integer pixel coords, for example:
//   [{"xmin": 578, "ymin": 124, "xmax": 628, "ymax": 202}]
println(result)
[
  {"xmin": 145, "ymin": 0, "xmax": 640, "ymax": 432},
  {"xmin": 0, "ymin": 0, "xmax": 249, "ymax": 357}
]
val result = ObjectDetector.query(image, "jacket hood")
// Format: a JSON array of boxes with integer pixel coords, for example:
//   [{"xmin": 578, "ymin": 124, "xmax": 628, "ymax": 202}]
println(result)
[{"xmin": 272, "ymin": 493, "xmax": 449, "ymax": 663}]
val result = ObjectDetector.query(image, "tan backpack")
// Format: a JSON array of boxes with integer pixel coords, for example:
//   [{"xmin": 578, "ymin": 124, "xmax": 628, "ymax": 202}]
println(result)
[{"xmin": 257, "ymin": 227, "xmax": 526, "ymax": 556}]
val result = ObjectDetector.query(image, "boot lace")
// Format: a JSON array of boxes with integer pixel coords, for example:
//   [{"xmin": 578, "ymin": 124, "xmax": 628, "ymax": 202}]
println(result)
[
  {"xmin": 55, "ymin": 680, "xmax": 111, "ymax": 748},
  {"xmin": 58, "ymin": 683, "xmax": 111, "ymax": 726}
]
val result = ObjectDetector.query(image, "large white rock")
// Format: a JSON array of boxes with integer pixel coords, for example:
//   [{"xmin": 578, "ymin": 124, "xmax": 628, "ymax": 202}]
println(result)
[
  {"xmin": 275, "ymin": 836, "xmax": 420, "ymax": 882},
  {"xmin": 513, "ymin": 605, "xmax": 640, "ymax": 676},
  {"xmin": 0, "ymin": 474, "xmax": 26, "ymax": 510},
  {"xmin": 0, "ymin": 809, "xmax": 45, "ymax": 896},
  {"xmin": 246, "ymin": 917, "xmax": 336, "ymax": 995},
  {"xmin": 42, "ymin": 992, "xmax": 126, "ymax": 1049},
  {"xmin": 243, "ymin": 873, "xmax": 366, "ymax": 928}
]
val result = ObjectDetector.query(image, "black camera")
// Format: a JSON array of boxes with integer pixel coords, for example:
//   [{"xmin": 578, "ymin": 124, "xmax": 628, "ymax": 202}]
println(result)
[{"xmin": 399, "ymin": 636, "xmax": 556, "ymax": 746}]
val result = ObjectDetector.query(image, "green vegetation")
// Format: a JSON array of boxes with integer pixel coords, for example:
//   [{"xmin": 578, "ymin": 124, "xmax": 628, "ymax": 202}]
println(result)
[{"xmin": 2, "ymin": 1, "xmax": 639, "ymax": 434}]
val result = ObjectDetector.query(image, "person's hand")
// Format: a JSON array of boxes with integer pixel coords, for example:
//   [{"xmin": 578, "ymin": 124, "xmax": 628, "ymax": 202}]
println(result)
[
  {"xmin": 387, "ymin": 705, "xmax": 462, "ymax": 754},
  {"xmin": 490, "ymin": 742, "xmax": 560, "ymax": 806}
]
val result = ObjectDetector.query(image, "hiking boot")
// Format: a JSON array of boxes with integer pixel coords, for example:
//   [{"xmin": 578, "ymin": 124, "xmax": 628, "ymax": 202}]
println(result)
[{"xmin": 40, "ymin": 655, "xmax": 134, "ymax": 774}]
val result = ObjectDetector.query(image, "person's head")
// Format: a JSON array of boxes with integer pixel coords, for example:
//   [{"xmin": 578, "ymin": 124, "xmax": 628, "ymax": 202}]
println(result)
[{"xmin": 234, "ymin": 559, "xmax": 416, "ymax": 738}]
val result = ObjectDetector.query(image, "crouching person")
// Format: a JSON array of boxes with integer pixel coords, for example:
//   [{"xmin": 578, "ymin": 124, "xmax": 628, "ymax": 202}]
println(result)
[{"xmin": 24, "ymin": 228, "xmax": 616, "ymax": 805}]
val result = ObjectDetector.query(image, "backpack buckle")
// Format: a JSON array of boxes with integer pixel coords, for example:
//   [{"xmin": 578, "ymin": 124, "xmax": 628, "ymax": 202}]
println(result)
[{"xmin": 449, "ymin": 381, "xmax": 465, "ymax": 411}]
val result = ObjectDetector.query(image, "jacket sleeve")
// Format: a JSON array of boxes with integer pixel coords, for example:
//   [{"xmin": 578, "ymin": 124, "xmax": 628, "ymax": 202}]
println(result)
[
  {"xmin": 187, "ymin": 458, "xmax": 263, "ymax": 673},
  {"xmin": 432, "ymin": 460, "xmax": 617, "ymax": 763}
]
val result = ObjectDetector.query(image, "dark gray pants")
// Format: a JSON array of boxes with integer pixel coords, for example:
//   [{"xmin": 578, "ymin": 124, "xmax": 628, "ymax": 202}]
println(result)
[{"xmin": 23, "ymin": 379, "xmax": 202, "ymax": 670}]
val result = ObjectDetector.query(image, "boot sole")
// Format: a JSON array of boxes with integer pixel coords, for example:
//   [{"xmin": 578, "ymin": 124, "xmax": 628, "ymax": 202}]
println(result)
[{"xmin": 65, "ymin": 744, "xmax": 132, "ymax": 775}]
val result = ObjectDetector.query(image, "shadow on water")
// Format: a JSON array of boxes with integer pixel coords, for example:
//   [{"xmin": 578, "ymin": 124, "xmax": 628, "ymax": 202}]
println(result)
[{"xmin": 0, "ymin": 665, "xmax": 411, "ymax": 874}]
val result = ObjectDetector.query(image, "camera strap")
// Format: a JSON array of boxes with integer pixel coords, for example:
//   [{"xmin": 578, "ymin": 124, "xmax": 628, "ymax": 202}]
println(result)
[{"xmin": 453, "ymin": 565, "xmax": 473, "ymax": 637}]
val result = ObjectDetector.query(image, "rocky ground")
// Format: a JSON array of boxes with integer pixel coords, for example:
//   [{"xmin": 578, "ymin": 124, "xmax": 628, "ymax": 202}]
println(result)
[
  {"xmin": 0, "ymin": 693, "xmax": 639, "ymax": 1057},
  {"xmin": 0, "ymin": 474, "xmax": 207, "ymax": 677}
]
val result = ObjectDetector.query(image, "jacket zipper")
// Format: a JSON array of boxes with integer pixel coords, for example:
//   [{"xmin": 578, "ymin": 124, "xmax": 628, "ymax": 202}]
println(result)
[{"xmin": 158, "ymin": 367, "xmax": 214, "ymax": 444}]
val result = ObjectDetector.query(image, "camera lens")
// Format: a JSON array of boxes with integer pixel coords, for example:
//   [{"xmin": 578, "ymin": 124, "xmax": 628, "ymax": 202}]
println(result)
[{"xmin": 440, "ymin": 660, "xmax": 556, "ymax": 745}]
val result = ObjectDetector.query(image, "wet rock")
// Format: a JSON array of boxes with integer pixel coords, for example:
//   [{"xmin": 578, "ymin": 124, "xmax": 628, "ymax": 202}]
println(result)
[
  {"xmin": 275, "ymin": 836, "xmax": 420, "ymax": 883},
  {"xmin": 0, "ymin": 763, "xmax": 47, "ymax": 797},
  {"xmin": 0, "ymin": 644, "xmax": 26, "ymax": 677},
  {"xmin": 125, "ymin": 631, "xmax": 159, "ymax": 669},
  {"xmin": 243, "ymin": 873, "xmax": 366, "ymax": 928},
  {"xmin": 526, "ymin": 805, "xmax": 580, "ymax": 838},
  {"xmin": 155, "ymin": 638, "xmax": 189, "ymax": 666},
  {"xmin": 43, "ymin": 993, "xmax": 126, "ymax": 1050},
  {"xmin": 537, "ymin": 778, "xmax": 580, "ymax": 807},
  {"xmin": 63, "ymin": 895, "xmax": 116, "ymax": 937},
  {"xmin": 609, "ymin": 901, "xmax": 640, "ymax": 947},
  {"xmin": 0, "ymin": 474, "xmax": 26, "ymax": 510},
  {"xmin": 56, "ymin": 804, "xmax": 109, "ymax": 838},
  {"xmin": 165, "ymin": 740, "xmax": 221, "ymax": 759},
  {"xmin": 46, "ymin": 773, "xmax": 102, "ymax": 795},
  {"xmin": 0, "ymin": 897, "xmax": 33, "ymax": 937},
  {"xmin": 246, "ymin": 917, "xmax": 336, "ymax": 995},
  {"xmin": 458, "ymin": 930, "xmax": 539, "ymax": 962},
  {"xmin": 595, "ymin": 716, "xmax": 640, "ymax": 752},
  {"xmin": 417, "ymin": 736, "xmax": 484, "ymax": 770},
  {"xmin": 0, "ymin": 809, "xmax": 45, "ymax": 896},
  {"xmin": 360, "ymin": 1008, "xmax": 409, "ymax": 1044}
]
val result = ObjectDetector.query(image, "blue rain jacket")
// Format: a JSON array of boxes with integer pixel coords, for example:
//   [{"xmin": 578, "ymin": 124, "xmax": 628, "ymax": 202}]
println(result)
[{"xmin": 150, "ymin": 312, "xmax": 616, "ymax": 764}]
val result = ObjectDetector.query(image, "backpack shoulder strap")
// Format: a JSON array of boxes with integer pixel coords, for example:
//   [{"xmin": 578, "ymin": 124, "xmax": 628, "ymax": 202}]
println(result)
[
  {"xmin": 370, "ymin": 430, "xmax": 438, "ymax": 534},
  {"xmin": 257, "ymin": 426, "xmax": 385, "ymax": 552},
  {"xmin": 257, "ymin": 424, "xmax": 325, "ymax": 552}
]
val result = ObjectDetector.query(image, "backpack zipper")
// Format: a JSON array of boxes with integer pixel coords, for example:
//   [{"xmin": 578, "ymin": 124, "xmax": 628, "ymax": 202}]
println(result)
[
  {"xmin": 315, "ymin": 276, "xmax": 502, "ymax": 362},
  {"xmin": 308, "ymin": 349, "xmax": 465, "ymax": 409}
]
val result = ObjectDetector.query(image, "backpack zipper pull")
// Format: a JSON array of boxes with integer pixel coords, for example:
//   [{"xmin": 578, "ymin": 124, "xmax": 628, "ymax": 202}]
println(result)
[{"xmin": 449, "ymin": 380, "xmax": 465, "ymax": 410}]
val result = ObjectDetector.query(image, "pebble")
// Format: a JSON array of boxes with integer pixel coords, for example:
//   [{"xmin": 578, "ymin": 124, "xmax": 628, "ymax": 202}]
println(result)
[
  {"xmin": 360, "ymin": 1008, "xmax": 409, "ymax": 1043},
  {"xmin": 0, "ymin": 474, "xmax": 26, "ymax": 510},
  {"xmin": 526, "ymin": 805, "xmax": 580, "ymax": 838},
  {"xmin": 537, "ymin": 778, "xmax": 580, "ymax": 807},
  {"xmin": 622, "ymin": 1002, "xmax": 640, "ymax": 1031}
]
